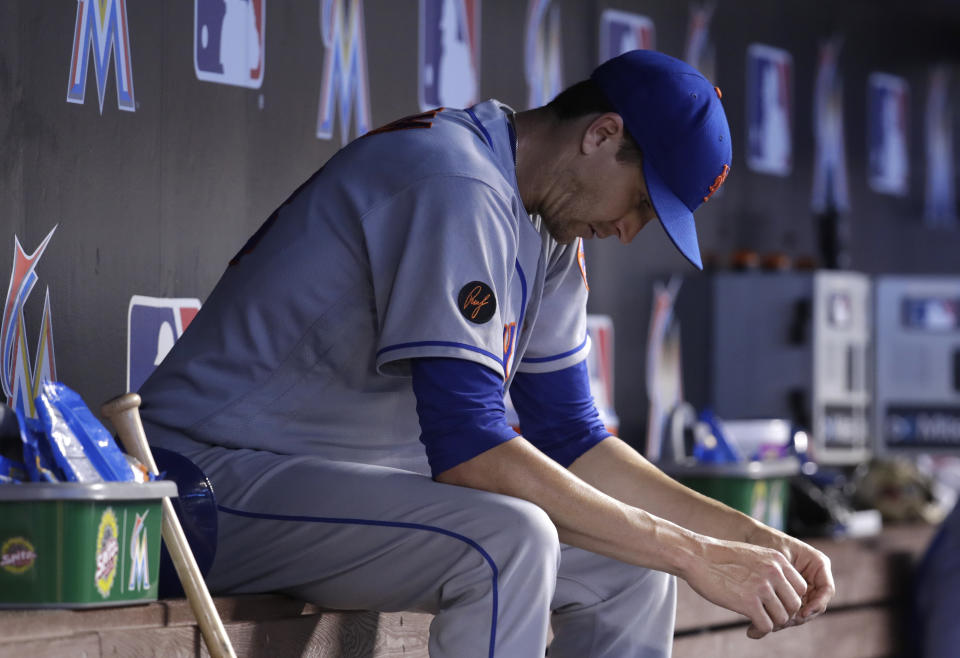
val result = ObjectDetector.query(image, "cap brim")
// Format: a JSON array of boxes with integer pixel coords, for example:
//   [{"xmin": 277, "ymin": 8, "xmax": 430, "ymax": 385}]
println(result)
[{"xmin": 643, "ymin": 158, "xmax": 703, "ymax": 270}]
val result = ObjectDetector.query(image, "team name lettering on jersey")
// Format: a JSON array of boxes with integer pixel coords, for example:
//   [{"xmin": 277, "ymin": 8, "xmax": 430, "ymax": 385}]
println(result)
[
  {"xmin": 457, "ymin": 281, "xmax": 496, "ymax": 324},
  {"xmin": 366, "ymin": 109, "xmax": 443, "ymax": 137},
  {"xmin": 503, "ymin": 321, "xmax": 517, "ymax": 378}
]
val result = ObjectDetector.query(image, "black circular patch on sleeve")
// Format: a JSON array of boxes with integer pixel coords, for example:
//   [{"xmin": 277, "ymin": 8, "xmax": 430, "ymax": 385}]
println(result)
[{"xmin": 457, "ymin": 281, "xmax": 497, "ymax": 324}]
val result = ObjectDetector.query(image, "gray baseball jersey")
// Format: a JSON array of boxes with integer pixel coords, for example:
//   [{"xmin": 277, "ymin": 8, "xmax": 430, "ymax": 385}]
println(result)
[
  {"xmin": 138, "ymin": 100, "xmax": 677, "ymax": 658},
  {"xmin": 139, "ymin": 100, "xmax": 589, "ymax": 475}
]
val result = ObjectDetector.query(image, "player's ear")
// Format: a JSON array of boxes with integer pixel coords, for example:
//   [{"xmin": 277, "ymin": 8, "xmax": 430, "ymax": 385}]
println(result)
[{"xmin": 581, "ymin": 112, "xmax": 625, "ymax": 156}]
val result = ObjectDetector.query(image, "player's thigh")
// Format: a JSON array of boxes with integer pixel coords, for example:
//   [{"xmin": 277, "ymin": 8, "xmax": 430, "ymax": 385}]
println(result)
[
  {"xmin": 191, "ymin": 446, "xmax": 557, "ymax": 611},
  {"xmin": 552, "ymin": 543, "xmax": 675, "ymax": 614}
]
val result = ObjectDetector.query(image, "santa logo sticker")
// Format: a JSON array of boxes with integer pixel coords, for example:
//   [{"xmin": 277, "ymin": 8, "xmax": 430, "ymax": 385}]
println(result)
[
  {"xmin": 1, "ymin": 537, "xmax": 37, "ymax": 575},
  {"xmin": 95, "ymin": 508, "xmax": 120, "ymax": 598}
]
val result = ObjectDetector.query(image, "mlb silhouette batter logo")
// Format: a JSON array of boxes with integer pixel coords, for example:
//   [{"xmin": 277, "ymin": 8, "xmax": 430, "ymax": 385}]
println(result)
[
  {"xmin": 419, "ymin": 0, "xmax": 480, "ymax": 111},
  {"xmin": 598, "ymin": 9, "xmax": 654, "ymax": 63},
  {"xmin": 924, "ymin": 66, "xmax": 956, "ymax": 226},
  {"xmin": 867, "ymin": 73, "xmax": 910, "ymax": 197},
  {"xmin": 746, "ymin": 44, "xmax": 793, "ymax": 176},
  {"xmin": 194, "ymin": 0, "xmax": 266, "ymax": 88},
  {"xmin": 127, "ymin": 296, "xmax": 201, "ymax": 393}
]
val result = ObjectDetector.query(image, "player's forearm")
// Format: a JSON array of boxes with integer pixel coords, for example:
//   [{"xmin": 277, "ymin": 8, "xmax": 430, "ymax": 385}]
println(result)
[
  {"xmin": 435, "ymin": 436, "xmax": 706, "ymax": 576},
  {"xmin": 568, "ymin": 436, "xmax": 763, "ymax": 543}
]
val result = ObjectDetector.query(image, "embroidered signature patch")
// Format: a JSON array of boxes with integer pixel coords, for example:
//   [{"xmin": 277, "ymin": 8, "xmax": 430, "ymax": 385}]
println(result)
[{"xmin": 458, "ymin": 281, "xmax": 496, "ymax": 324}]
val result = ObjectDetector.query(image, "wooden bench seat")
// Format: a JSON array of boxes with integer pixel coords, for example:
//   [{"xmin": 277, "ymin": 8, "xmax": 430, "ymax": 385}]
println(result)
[{"xmin": 0, "ymin": 523, "xmax": 935, "ymax": 657}]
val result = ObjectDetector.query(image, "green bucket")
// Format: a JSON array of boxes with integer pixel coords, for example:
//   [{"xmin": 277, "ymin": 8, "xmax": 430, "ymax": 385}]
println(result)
[
  {"xmin": 0, "ymin": 481, "xmax": 176, "ymax": 608},
  {"xmin": 664, "ymin": 459, "xmax": 799, "ymax": 531}
]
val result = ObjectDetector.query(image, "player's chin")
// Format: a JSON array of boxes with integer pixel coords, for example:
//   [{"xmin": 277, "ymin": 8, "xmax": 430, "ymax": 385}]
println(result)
[{"xmin": 543, "ymin": 220, "xmax": 589, "ymax": 245}]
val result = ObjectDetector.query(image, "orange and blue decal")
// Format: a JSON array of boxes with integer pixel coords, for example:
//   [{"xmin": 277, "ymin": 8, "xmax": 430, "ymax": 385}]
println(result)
[
  {"xmin": 502, "ymin": 322, "xmax": 517, "ymax": 379},
  {"xmin": 576, "ymin": 238, "xmax": 589, "ymax": 290}
]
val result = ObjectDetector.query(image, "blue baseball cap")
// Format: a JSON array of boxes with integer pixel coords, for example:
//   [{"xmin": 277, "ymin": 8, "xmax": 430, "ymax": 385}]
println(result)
[{"xmin": 591, "ymin": 50, "xmax": 732, "ymax": 270}]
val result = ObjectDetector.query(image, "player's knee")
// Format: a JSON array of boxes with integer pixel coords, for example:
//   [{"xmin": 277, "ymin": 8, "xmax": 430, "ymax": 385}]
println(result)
[{"xmin": 494, "ymin": 497, "xmax": 560, "ymax": 568}]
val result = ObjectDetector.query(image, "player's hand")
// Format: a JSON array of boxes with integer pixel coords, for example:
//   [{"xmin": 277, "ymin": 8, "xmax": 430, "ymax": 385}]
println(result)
[
  {"xmin": 682, "ymin": 537, "xmax": 808, "ymax": 639},
  {"xmin": 745, "ymin": 526, "xmax": 836, "ymax": 633}
]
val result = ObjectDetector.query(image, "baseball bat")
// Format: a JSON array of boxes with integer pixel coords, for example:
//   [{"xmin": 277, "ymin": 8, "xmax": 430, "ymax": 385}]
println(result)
[{"xmin": 101, "ymin": 393, "xmax": 237, "ymax": 658}]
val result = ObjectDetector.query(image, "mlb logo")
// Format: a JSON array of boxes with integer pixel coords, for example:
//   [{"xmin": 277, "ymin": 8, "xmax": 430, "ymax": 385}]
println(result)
[
  {"xmin": 419, "ymin": 0, "xmax": 480, "ymax": 110},
  {"xmin": 599, "ymin": 9, "xmax": 654, "ymax": 62},
  {"xmin": 746, "ymin": 44, "xmax": 793, "ymax": 176},
  {"xmin": 127, "ymin": 296, "xmax": 201, "ymax": 393},
  {"xmin": 194, "ymin": 0, "xmax": 266, "ymax": 88},
  {"xmin": 868, "ymin": 73, "xmax": 910, "ymax": 196}
]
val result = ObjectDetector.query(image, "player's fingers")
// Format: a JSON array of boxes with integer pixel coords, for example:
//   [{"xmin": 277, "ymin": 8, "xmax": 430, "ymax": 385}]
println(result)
[
  {"xmin": 761, "ymin": 584, "xmax": 792, "ymax": 629},
  {"xmin": 782, "ymin": 560, "xmax": 808, "ymax": 600},
  {"xmin": 800, "ymin": 570, "xmax": 836, "ymax": 618},
  {"xmin": 746, "ymin": 623, "xmax": 767, "ymax": 640},
  {"xmin": 799, "ymin": 586, "xmax": 833, "ymax": 619},
  {"xmin": 746, "ymin": 601, "xmax": 774, "ymax": 639},
  {"xmin": 773, "ymin": 573, "xmax": 804, "ymax": 620}
]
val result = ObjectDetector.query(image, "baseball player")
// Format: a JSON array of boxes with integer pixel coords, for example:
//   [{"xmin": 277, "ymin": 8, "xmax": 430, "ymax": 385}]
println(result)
[{"xmin": 139, "ymin": 50, "xmax": 834, "ymax": 657}]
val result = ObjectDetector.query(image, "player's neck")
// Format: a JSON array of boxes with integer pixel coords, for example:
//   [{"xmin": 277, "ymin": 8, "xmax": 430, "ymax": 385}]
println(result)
[{"xmin": 513, "ymin": 109, "xmax": 582, "ymax": 217}]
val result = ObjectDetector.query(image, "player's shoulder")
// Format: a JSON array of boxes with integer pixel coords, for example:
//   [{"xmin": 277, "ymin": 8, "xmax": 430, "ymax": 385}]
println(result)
[{"xmin": 347, "ymin": 101, "xmax": 516, "ymax": 194}]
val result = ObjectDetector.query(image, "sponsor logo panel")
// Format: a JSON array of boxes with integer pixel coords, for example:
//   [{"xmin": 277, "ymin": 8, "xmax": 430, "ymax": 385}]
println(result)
[
  {"xmin": 885, "ymin": 406, "xmax": 960, "ymax": 447},
  {"xmin": 95, "ymin": 508, "xmax": 120, "ymax": 598},
  {"xmin": 194, "ymin": 0, "xmax": 266, "ymax": 88},
  {"xmin": 1, "ymin": 537, "xmax": 37, "ymax": 575}
]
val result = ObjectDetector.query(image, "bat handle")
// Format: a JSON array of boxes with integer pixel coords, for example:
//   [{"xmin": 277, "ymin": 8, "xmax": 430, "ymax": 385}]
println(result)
[{"xmin": 102, "ymin": 393, "xmax": 237, "ymax": 658}]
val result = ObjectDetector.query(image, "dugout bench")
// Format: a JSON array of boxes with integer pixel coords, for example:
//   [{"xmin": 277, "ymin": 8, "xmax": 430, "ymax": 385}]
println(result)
[{"xmin": 0, "ymin": 523, "xmax": 934, "ymax": 657}]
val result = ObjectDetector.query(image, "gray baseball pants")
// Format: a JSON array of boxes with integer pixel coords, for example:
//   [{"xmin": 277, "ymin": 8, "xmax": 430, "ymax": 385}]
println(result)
[{"xmin": 175, "ymin": 443, "xmax": 677, "ymax": 657}]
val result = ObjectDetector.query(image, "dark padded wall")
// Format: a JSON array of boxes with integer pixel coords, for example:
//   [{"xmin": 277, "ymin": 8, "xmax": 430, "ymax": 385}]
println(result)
[{"xmin": 0, "ymin": 0, "xmax": 957, "ymax": 448}]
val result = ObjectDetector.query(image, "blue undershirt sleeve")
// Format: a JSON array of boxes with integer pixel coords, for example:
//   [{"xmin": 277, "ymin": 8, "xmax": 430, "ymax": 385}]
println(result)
[
  {"xmin": 411, "ymin": 358, "xmax": 519, "ymax": 478},
  {"xmin": 509, "ymin": 360, "xmax": 612, "ymax": 467}
]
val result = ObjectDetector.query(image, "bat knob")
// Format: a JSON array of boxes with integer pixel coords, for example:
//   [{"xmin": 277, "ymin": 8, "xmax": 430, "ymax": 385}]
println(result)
[{"xmin": 101, "ymin": 392, "xmax": 143, "ymax": 419}]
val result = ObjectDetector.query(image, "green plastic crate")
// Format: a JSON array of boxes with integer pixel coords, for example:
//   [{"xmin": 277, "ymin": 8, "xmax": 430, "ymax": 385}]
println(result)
[
  {"xmin": 665, "ymin": 459, "xmax": 799, "ymax": 531},
  {"xmin": 0, "ymin": 481, "xmax": 176, "ymax": 608}
]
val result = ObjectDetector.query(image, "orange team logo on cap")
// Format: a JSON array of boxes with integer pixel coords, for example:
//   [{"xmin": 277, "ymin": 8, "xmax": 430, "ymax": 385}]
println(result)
[{"xmin": 703, "ymin": 164, "xmax": 730, "ymax": 202}]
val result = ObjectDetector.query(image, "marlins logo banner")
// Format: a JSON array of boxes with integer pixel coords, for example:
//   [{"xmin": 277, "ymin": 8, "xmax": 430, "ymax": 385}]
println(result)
[
  {"xmin": 746, "ymin": 44, "xmax": 793, "ymax": 176},
  {"xmin": 127, "ymin": 296, "xmax": 201, "ymax": 393},
  {"xmin": 1, "ymin": 228, "xmax": 57, "ymax": 418},
  {"xmin": 811, "ymin": 37, "xmax": 850, "ymax": 213},
  {"xmin": 684, "ymin": 3, "xmax": 716, "ymax": 84},
  {"xmin": 419, "ymin": 0, "xmax": 480, "ymax": 111},
  {"xmin": 599, "ymin": 9, "xmax": 654, "ymax": 63},
  {"xmin": 525, "ymin": 0, "xmax": 563, "ymax": 109},
  {"xmin": 194, "ymin": 0, "xmax": 266, "ymax": 88},
  {"xmin": 924, "ymin": 66, "xmax": 956, "ymax": 226},
  {"xmin": 66, "ymin": 0, "xmax": 136, "ymax": 113},
  {"xmin": 317, "ymin": 0, "xmax": 372, "ymax": 144},
  {"xmin": 867, "ymin": 73, "xmax": 910, "ymax": 197}
]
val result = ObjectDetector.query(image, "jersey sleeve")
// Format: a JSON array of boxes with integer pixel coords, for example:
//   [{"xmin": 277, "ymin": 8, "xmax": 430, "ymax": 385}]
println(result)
[
  {"xmin": 363, "ymin": 175, "xmax": 520, "ymax": 378},
  {"xmin": 517, "ymin": 238, "xmax": 590, "ymax": 374},
  {"xmin": 509, "ymin": 360, "xmax": 611, "ymax": 466}
]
